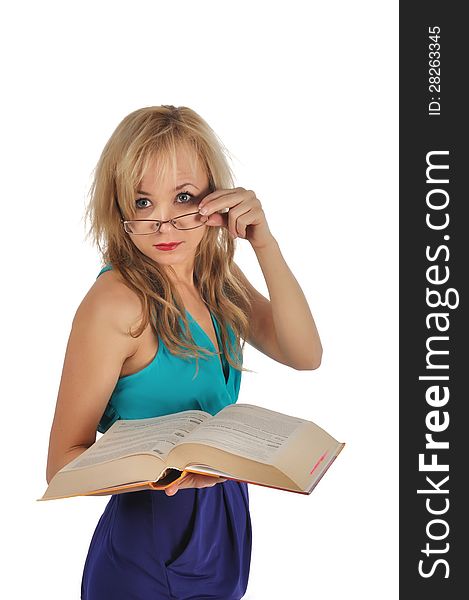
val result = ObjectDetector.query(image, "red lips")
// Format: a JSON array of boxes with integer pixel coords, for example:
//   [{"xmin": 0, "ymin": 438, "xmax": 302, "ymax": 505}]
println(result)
[{"xmin": 154, "ymin": 242, "xmax": 182, "ymax": 249}]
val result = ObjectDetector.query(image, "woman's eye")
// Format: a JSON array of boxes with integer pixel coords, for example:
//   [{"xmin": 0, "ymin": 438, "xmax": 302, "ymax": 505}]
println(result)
[
  {"xmin": 135, "ymin": 198, "xmax": 151, "ymax": 209},
  {"xmin": 176, "ymin": 192, "xmax": 195, "ymax": 203},
  {"xmin": 135, "ymin": 193, "xmax": 194, "ymax": 209}
]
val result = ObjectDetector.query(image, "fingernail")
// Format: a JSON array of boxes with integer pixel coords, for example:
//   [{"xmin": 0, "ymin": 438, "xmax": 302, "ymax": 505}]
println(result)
[{"xmin": 199, "ymin": 207, "xmax": 208, "ymax": 215}]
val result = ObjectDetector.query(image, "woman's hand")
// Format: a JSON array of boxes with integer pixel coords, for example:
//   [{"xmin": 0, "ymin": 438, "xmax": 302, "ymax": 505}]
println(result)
[
  {"xmin": 165, "ymin": 472, "xmax": 227, "ymax": 496},
  {"xmin": 197, "ymin": 187, "xmax": 276, "ymax": 250}
]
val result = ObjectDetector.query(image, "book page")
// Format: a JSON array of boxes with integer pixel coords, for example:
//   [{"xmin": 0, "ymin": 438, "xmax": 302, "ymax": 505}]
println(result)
[
  {"xmin": 176, "ymin": 403, "xmax": 307, "ymax": 463},
  {"xmin": 62, "ymin": 410, "xmax": 212, "ymax": 471}
]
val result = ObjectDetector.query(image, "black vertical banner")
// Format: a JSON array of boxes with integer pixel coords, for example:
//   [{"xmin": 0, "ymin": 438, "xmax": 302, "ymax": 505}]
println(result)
[{"xmin": 400, "ymin": 3, "xmax": 466, "ymax": 597}]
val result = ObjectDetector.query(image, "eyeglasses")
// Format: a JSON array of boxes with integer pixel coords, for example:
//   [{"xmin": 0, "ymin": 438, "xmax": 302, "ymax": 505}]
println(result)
[{"xmin": 121, "ymin": 211, "xmax": 205, "ymax": 235}]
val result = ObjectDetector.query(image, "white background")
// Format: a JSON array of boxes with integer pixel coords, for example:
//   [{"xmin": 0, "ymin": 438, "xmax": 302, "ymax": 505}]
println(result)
[{"xmin": 1, "ymin": 1, "xmax": 398, "ymax": 598}]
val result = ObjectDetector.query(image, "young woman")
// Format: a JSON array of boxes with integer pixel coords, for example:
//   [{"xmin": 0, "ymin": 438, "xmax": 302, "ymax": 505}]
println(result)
[{"xmin": 46, "ymin": 105, "xmax": 322, "ymax": 600}]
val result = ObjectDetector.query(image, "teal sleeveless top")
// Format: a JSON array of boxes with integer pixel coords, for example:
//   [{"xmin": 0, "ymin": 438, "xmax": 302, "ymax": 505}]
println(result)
[{"xmin": 95, "ymin": 265, "xmax": 242, "ymax": 433}]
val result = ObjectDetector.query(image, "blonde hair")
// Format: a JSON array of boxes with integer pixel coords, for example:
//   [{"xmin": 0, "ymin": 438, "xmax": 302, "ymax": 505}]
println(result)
[{"xmin": 84, "ymin": 105, "xmax": 252, "ymax": 377}]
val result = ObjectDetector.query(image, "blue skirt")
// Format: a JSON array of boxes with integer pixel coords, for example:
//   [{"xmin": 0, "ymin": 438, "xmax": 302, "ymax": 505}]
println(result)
[{"xmin": 81, "ymin": 480, "xmax": 252, "ymax": 600}]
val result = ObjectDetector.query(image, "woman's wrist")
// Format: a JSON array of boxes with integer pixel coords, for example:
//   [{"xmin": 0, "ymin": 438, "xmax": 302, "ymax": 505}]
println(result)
[{"xmin": 251, "ymin": 234, "xmax": 279, "ymax": 253}]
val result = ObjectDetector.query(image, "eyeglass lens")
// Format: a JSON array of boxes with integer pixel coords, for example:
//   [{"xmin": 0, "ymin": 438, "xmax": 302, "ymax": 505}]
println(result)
[{"xmin": 124, "ymin": 212, "xmax": 204, "ymax": 234}]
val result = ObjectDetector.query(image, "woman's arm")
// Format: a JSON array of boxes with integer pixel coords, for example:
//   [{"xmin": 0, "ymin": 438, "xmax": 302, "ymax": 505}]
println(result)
[
  {"xmin": 46, "ymin": 281, "xmax": 140, "ymax": 484},
  {"xmin": 233, "ymin": 236, "xmax": 322, "ymax": 370},
  {"xmin": 197, "ymin": 187, "xmax": 322, "ymax": 370}
]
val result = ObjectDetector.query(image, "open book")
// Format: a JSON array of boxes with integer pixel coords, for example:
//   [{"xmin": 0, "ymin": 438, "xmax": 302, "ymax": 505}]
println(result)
[{"xmin": 38, "ymin": 403, "xmax": 345, "ymax": 501}]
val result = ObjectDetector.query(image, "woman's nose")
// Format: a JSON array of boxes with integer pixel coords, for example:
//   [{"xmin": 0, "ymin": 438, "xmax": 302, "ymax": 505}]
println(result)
[{"xmin": 158, "ymin": 219, "xmax": 173, "ymax": 233}]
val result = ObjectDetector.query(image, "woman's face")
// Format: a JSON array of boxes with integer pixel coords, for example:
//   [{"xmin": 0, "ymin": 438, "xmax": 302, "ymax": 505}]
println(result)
[{"xmin": 128, "ymin": 145, "xmax": 211, "ymax": 280}]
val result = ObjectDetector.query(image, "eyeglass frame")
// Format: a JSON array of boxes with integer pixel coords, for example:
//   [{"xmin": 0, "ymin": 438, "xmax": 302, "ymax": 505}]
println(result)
[
  {"xmin": 114, "ymin": 186, "xmax": 215, "ymax": 235},
  {"xmin": 120, "ymin": 210, "xmax": 206, "ymax": 235}
]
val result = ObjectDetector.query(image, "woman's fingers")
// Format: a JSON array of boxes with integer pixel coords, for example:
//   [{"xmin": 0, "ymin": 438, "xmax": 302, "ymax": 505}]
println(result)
[
  {"xmin": 200, "ymin": 211, "xmax": 227, "ymax": 227},
  {"xmin": 165, "ymin": 474, "xmax": 227, "ymax": 496}
]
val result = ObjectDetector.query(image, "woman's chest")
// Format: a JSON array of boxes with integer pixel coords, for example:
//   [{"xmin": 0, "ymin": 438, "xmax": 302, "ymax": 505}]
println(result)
[{"xmin": 120, "ymin": 297, "xmax": 221, "ymax": 379}]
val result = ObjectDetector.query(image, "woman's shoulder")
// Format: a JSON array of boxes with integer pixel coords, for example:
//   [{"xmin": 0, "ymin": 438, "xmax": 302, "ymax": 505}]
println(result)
[{"xmin": 75, "ymin": 267, "xmax": 143, "ymax": 334}]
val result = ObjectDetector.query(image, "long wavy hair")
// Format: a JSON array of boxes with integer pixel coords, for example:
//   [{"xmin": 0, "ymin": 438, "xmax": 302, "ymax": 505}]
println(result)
[{"xmin": 84, "ymin": 105, "xmax": 253, "ymax": 378}]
